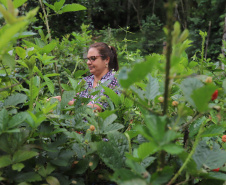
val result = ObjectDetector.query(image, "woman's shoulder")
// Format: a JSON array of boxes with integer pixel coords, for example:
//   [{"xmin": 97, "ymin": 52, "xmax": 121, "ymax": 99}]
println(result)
[{"xmin": 83, "ymin": 74, "xmax": 94, "ymax": 82}]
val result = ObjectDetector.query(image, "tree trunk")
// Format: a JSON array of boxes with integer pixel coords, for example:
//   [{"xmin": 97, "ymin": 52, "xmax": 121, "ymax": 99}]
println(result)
[
  {"xmin": 152, "ymin": 0, "xmax": 155, "ymax": 15},
  {"xmin": 129, "ymin": 0, "xmax": 143, "ymax": 31},
  {"xmin": 126, "ymin": 0, "xmax": 131, "ymax": 27}
]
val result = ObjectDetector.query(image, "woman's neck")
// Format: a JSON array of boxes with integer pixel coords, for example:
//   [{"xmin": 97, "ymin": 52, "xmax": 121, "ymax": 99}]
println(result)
[{"xmin": 94, "ymin": 69, "xmax": 109, "ymax": 82}]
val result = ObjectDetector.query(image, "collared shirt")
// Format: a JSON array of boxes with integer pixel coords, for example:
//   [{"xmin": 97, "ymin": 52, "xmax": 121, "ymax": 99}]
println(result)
[{"xmin": 78, "ymin": 70, "xmax": 120, "ymax": 109}]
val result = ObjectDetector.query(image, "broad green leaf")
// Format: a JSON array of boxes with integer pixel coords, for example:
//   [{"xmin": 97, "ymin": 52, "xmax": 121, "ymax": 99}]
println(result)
[
  {"xmin": 150, "ymin": 166, "xmax": 174, "ymax": 185},
  {"xmin": 201, "ymin": 125, "xmax": 225, "ymax": 137},
  {"xmin": 13, "ymin": 150, "xmax": 38, "ymax": 163},
  {"xmin": 189, "ymin": 117, "xmax": 206, "ymax": 137},
  {"xmin": 180, "ymin": 78, "xmax": 203, "ymax": 107},
  {"xmin": 0, "ymin": 21, "xmax": 28, "ymax": 51},
  {"xmin": 178, "ymin": 152, "xmax": 197, "ymax": 174},
  {"xmin": 4, "ymin": 93, "xmax": 27, "ymax": 107},
  {"xmin": 102, "ymin": 86, "xmax": 120, "ymax": 106},
  {"xmin": 13, "ymin": 31, "xmax": 36, "ymax": 39},
  {"xmin": 69, "ymin": 77, "xmax": 77, "ymax": 90},
  {"xmin": 119, "ymin": 55, "xmax": 158, "ymax": 88},
  {"xmin": 43, "ymin": 1, "xmax": 56, "ymax": 11},
  {"xmin": 137, "ymin": 142, "xmax": 159, "ymax": 160},
  {"xmin": 15, "ymin": 48, "xmax": 26, "ymax": 62},
  {"xmin": 0, "ymin": 0, "xmax": 7, "ymax": 7},
  {"xmin": 54, "ymin": 0, "xmax": 65, "ymax": 12},
  {"xmin": 13, "ymin": 0, "xmax": 27, "ymax": 8},
  {"xmin": 74, "ymin": 69, "xmax": 88, "ymax": 79},
  {"xmin": 43, "ymin": 76, "xmax": 54, "ymax": 94},
  {"xmin": 8, "ymin": 112, "xmax": 28, "ymax": 129},
  {"xmin": 97, "ymin": 141, "xmax": 124, "ymax": 170},
  {"xmin": 112, "ymin": 169, "xmax": 141, "ymax": 183},
  {"xmin": 2, "ymin": 53, "xmax": 15, "ymax": 70},
  {"xmin": 145, "ymin": 74, "xmax": 160, "ymax": 100},
  {"xmin": 61, "ymin": 91, "xmax": 75, "ymax": 108},
  {"xmin": 101, "ymin": 114, "xmax": 117, "ymax": 133},
  {"xmin": 191, "ymin": 84, "xmax": 217, "ymax": 112},
  {"xmin": 144, "ymin": 114, "xmax": 167, "ymax": 142},
  {"xmin": 141, "ymin": 156, "xmax": 156, "ymax": 168},
  {"xmin": 12, "ymin": 163, "xmax": 24, "ymax": 171},
  {"xmin": 162, "ymin": 143, "xmax": 184, "ymax": 154},
  {"xmin": 102, "ymin": 123, "xmax": 124, "ymax": 134},
  {"xmin": 61, "ymin": 83, "xmax": 72, "ymax": 91},
  {"xmin": 208, "ymin": 172, "xmax": 226, "ymax": 181},
  {"xmin": 14, "ymin": 172, "xmax": 42, "ymax": 182},
  {"xmin": 46, "ymin": 176, "xmax": 60, "ymax": 185},
  {"xmin": 60, "ymin": 4, "xmax": 86, "ymax": 13},
  {"xmin": 193, "ymin": 141, "xmax": 226, "ymax": 170},
  {"xmin": 39, "ymin": 41, "xmax": 57, "ymax": 54},
  {"xmin": 0, "ymin": 109, "xmax": 9, "ymax": 132},
  {"xmin": 0, "ymin": 155, "xmax": 11, "ymax": 168}
]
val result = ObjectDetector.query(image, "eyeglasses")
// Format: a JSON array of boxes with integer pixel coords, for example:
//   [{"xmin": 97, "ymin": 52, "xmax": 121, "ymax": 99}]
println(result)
[{"xmin": 84, "ymin": 55, "xmax": 103, "ymax": 62}]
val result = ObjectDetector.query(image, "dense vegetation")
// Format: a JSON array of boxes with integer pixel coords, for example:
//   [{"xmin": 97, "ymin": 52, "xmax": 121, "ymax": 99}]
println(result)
[{"xmin": 0, "ymin": 0, "xmax": 226, "ymax": 185}]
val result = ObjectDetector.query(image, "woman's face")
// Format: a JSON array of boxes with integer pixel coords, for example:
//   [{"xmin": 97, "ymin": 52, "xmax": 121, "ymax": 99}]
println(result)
[{"xmin": 86, "ymin": 48, "xmax": 109, "ymax": 76}]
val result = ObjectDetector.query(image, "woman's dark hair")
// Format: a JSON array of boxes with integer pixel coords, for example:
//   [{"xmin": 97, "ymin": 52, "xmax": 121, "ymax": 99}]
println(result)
[{"xmin": 89, "ymin": 42, "xmax": 119, "ymax": 71}]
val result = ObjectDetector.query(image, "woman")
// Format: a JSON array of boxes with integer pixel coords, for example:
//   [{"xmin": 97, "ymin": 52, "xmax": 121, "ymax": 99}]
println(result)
[{"xmin": 53, "ymin": 42, "xmax": 120, "ymax": 112}]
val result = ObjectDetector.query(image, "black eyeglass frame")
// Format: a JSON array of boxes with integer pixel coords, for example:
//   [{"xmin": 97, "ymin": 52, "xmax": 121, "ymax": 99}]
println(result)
[{"xmin": 84, "ymin": 55, "xmax": 104, "ymax": 62}]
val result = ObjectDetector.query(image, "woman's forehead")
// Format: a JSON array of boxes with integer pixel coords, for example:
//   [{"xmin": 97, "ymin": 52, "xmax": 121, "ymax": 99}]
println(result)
[{"xmin": 88, "ymin": 48, "xmax": 99, "ymax": 56}]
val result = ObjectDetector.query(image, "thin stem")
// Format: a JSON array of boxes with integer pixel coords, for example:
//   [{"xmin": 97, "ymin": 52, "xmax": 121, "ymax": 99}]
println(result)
[{"xmin": 167, "ymin": 118, "xmax": 207, "ymax": 185}]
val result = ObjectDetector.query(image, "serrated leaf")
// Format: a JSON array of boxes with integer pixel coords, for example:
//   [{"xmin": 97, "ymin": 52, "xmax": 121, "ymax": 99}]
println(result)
[
  {"xmin": 222, "ymin": 79, "xmax": 226, "ymax": 94},
  {"xmin": 69, "ymin": 77, "xmax": 77, "ymax": 90},
  {"xmin": 180, "ymin": 78, "xmax": 203, "ymax": 107},
  {"xmin": 178, "ymin": 151, "xmax": 197, "ymax": 174},
  {"xmin": 97, "ymin": 141, "xmax": 124, "ymax": 170},
  {"xmin": 4, "ymin": 93, "xmax": 27, "ymax": 107},
  {"xmin": 121, "ymin": 179, "xmax": 147, "ymax": 185},
  {"xmin": 13, "ymin": 150, "xmax": 38, "ymax": 163},
  {"xmin": 102, "ymin": 86, "xmax": 120, "ymax": 106},
  {"xmin": 13, "ymin": 31, "xmax": 37, "ymax": 39},
  {"xmin": 14, "ymin": 172, "xmax": 42, "ymax": 182},
  {"xmin": 39, "ymin": 41, "xmax": 57, "ymax": 54},
  {"xmin": 191, "ymin": 84, "xmax": 217, "ymax": 112},
  {"xmin": 201, "ymin": 125, "xmax": 225, "ymax": 137},
  {"xmin": 0, "ymin": 155, "xmax": 11, "ymax": 168},
  {"xmin": 119, "ymin": 55, "xmax": 158, "ymax": 88},
  {"xmin": 43, "ymin": 1, "xmax": 56, "ymax": 11},
  {"xmin": 2, "ymin": 53, "xmax": 15, "ymax": 70},
  {"xmin": 16, "ymin": 47, "xmax": 26, "ymax": 59},
  {"xmin": 145, "ymin": 74, "xmax": 160, "ymax": 100},
  {"xmin": 193, "ymin": 141, "xmax": 226, "ymax": 170},
  {"xmin": 61, "ymin": 91, "xmax": 75, "ymax": 108},
  {"xmin": 60, "ymin": 3, "xmax": 86, "ymax": 13},
  {"xmin": 46, "ymin": 176, "xmax": 60, "ymax": 185},
  {"xmin": 54, "ymin": 0, "xmax": 65, "ymax": 12},
  {"xmin": 43, "ymin": 76, "xmax": 54, "ymax": 94},
  {"xmin": 0, "ymin": 109, "xmax": 9, "ymax": 132},
  {"xmin": 103, "ymin": 123, "xmax": 124, "ymax": 134}
]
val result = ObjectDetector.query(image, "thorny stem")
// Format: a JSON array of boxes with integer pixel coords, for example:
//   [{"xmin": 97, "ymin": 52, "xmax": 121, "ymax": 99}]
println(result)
[
  {"xmin": 167, "ymin": 119, "xmax": 207, "ymax": 185},
  {"xmin": 38, "ymin": 0, "xmax": 63, "ymax": 96}
]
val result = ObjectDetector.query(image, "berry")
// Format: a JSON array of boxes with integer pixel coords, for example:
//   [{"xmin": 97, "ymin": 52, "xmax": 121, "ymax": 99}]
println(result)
[
  {"xmin": 158, "ymin": 96, "xmax": 164, "ymax": 103},
  {"xmin": 90, "ymin": 125, "xmax": 95, "ymax": 131},
  {"xmin": 205, "ymin": 76, "xmax": 212, "ymax": 83},
  {"xmin": 222, "ymin": 135, "xmax": 226, "ymax": 142},
  {"xmin": 172, "ymin": 101, "xmax": 179, "ymax": 107},
  {"xmin": 212, "ymin": 168, "xmax": 220, "ymax": 172},
  {"xmin": 211, "ymin": 90, "xmax": 218, "ymax": 101},
  {"xmin": 100, "ymin": 95, "xmax": 107, "ymax": 101}
]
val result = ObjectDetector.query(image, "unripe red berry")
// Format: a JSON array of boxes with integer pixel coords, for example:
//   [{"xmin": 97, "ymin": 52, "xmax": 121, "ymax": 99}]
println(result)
[
  {"xmin": 172, "ymin": 101, "xmax": 179, "ymax": 107},
  {"xmin": 222, "ymin": 135, "xmax": 226, "ymax": 142},
  {"xmin": 158, "ymin": 96, "xmax": 164, "ymax": 103}
]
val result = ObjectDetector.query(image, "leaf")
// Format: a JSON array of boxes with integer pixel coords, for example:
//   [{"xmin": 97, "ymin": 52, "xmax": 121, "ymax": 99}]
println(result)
[
  {"xmin": 0, "ymin": 155, "xmax": 11, "ymax": 168},
  {"xmin": 208, "ymin": 172, "xmax": 226, "ymax": 181},
  {"xmin": 4, "ymin": 93, "xmax": 27, "ymax": 107},
  {"xmin": 61, "ymin": 91, "xmax": 75, "ymax": 108},
  {"xmin": 14, "ymin": 172, "xmax": 42, "ymax": 183},
  {"xmin": 201, "ymin": 125, "xmax": 225, "ymax": 137},
  {"xmin": 180, "ymin": 78, "xmax": 203, "ymax": 107},
  {"xmin": 193, "ymin": 141, "xmax": 226, "ymax": 170},
  {"xmin": 60, "ymin": 4, "xmax": 86, "ymax": 13},
  {"xmin": 189, "ymin": 117, "xmax": 206, "ymax": 138},
  {"xmin": 150, "ymin": 166, "xmax": 174, "ymax": 185},
  {"xmin": 43, "ymin": 76, "xmax": 54, "ymax": 94},
  {"xmin": 162, "ymin": 143, "xmax": 184, "ymax": 154},
  {"xmin": 13, "ymin": 31, "xmax": 37, "ymax": 39},
  {"xmin": 0, "ymin": 21, "xmax": 28, "ymax": 51},
  {"xmin": 46, "ymin": 176, "xmax": 60, "ymax": 185},
  {"xmin": 38, "ymin": 163, "xmax": 55, "ymax": 178},
  {"xmin": 137, "ymin": 142, "xmax": 159, "ymax": 160},
  {"xmin": 43, "ymin": 1, "xmax": 56, "ymax": 11},
  {"xmin": 39, "ymin": 41, "xmax": 57, "ymax": 54},
  {"xmin": 13, "ymin": 150, "xmax": 38, "ymax": 163},
  {"xmin": 178, "ymin": 151, "xmax": 197, "ymax": 174},
  {"xmin": 121, "ymin": 179, "xmax": 147, "ymax": 185},
  {"xmin": 74, "ymin": 69, "xmax": 88, "ymax": 79},
  {"xmin": 8, "ymin": 112, "xmax": 28, "ymax": 129},
  {"xmin": 0, "ymin": 109, "xmax": 9, "ymax": 132},
  {"xmin": 13, "ymin": 0, "xmax": 27, "ymax": 8},
  {"xmin": 69, "ymin": 77, "xmax": 77, "ymax": 90},
  {"xmin": 12, "ymin": 163, "xmax": 24, "ymax": 171},
  {"xmin": 191, "ymin": 84, "xmax": 217, "ymax": 112},
  {"xmin": 102, "ymin": 123, "xmax": 124, "ymax": 134},
  {"xmin": 16, "ymin": 47, "xmax": 26, "ymax": 59},
  {"xmin": 2, "ymin": 53, "xmax": 15, "ymax": 70},
  {"xmin": 222, "ymin": 79, "xmax": 226, "ymax": 94},
  {"xmin": 54, "ymin": 0, "xmax": 65, "ymax": 12},
  {"xmin": 96, "ymin": 141, "xmax": 124, "ymax": 170},
  {"xmin": 102, "ymin": 86, "xmax": 120, "ymax": 106},
  {"xmin": 119, "ymin": 55, "xmax": 158, "ymax": 88},
  {"xmin": 145, "ymin": 74, "xmax": 160, "ymax": 100}
]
